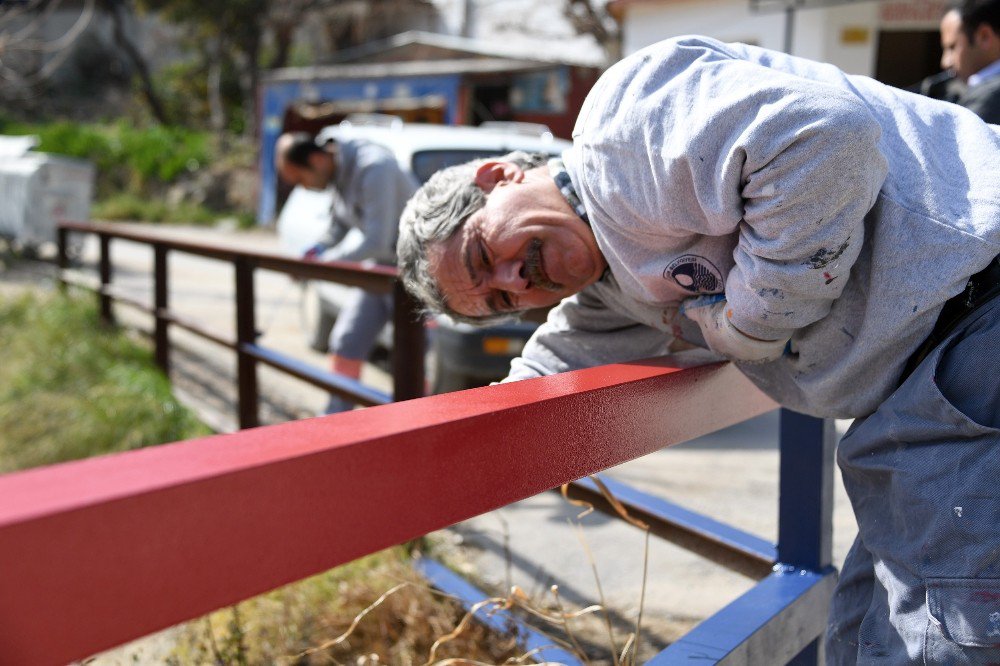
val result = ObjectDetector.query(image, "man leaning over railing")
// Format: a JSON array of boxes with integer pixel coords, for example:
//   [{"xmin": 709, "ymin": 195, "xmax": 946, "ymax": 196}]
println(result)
[{"xmin": 395, "ymin": 36, "xmax": 1000, "ymax": 665}]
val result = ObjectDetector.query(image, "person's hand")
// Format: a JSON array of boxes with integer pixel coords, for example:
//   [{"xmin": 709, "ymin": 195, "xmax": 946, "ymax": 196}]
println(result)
[
  {"xmin": 680, "ymin": 294, "xmax": 788, "ymax": 363},
  {"xmin": 302, "ymin": 243, "xmax": 326, "ymax": 261}
]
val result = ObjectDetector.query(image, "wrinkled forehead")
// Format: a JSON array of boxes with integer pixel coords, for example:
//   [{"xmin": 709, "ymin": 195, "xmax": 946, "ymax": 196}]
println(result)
[{"xmin": 426, "ymin": 224, "xmax": 488, "ymax": 318}]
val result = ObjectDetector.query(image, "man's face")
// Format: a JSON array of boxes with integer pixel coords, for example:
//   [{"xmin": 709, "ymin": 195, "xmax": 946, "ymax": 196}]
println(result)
[
  {"xmin": 427, "ymin": 163, "xmax": 606, "ymax": 319},
  {"xmin": 940, "ymin": 10, "xmax": 997, "ymax": 82},
  {"xmin": 278, "ymin": 152, "xmax": 333, "ymax": 191}
]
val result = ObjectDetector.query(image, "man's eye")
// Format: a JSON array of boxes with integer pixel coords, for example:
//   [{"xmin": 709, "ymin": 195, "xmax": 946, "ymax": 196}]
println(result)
[
  {"xmin": 499, "ymin": 291, "xmax": 514, "ymax": 309},
  {"xmin": 479, "ymin": 242, "xmax": 490, "ymax": 268}
]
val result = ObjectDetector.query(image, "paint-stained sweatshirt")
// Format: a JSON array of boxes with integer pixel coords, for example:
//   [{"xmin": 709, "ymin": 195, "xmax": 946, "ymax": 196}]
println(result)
[{"xmin": 507, "ymin": 36, "xmax": 1000, "ymax": 419}]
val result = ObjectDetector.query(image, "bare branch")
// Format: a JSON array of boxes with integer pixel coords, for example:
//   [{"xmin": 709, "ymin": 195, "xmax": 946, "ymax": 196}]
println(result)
[
  {"xmin": 26, "ymin": 0, "xmax": 94, "ymax": 78},
  {"xmin": 563, "ymin": 0, "xmax": 620, "ymax": 59},
  {"xmin": 4, "ymin": 0, "xmax": 65, "ymax": 49},
  {"xmin": 38, "ymin": 0, "xmax": 96, "ymax": 54},
  {"xmin": 0, "ymin": 0, "xmax": 96, "ymax": 96},
  {"xmin": 0, "ymin": 0, "xmax": 48, "ymax": 25}
]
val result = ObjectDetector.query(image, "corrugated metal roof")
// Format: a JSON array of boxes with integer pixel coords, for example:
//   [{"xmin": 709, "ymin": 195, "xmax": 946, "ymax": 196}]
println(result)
[
  {"xmin": 264, "ymin": 30, "xmax": 605, "ymax": 83},
  {"xmin": 264, "ymin": 55, "xmax": 572, "ymax": 84},
  {"xmin": 331, "ymin": 30, "xmax": 606, "ymax": 67}
]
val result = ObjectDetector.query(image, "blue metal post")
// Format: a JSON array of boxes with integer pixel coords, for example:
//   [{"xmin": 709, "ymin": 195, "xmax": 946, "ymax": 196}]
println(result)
[{"xmin": 778, "ymin": 408, "xmax": 836, "ymax": 664}]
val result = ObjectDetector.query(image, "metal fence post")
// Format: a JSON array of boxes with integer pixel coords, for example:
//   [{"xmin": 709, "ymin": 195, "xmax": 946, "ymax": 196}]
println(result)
[
  {"xmin": 56, "ymin": 226, "xmax": 68, "ymax": 294},
  {"xmin": 234, "ymin": 258, "xmax": 259, "ymax": 429},
  {"xmin": 153, "ymin": 244, "xmax": 170, "ymax": 375},
  {"xmin": 98, "ymin": 234, "xmax": 114, "ymax": 325},
  {"xmin": 778, "ymin": 408, "xmax": 837, "ymax": 665},
  {"xmin": 392, "ymin": 281, "xmax": 425, "ymax": 402}
]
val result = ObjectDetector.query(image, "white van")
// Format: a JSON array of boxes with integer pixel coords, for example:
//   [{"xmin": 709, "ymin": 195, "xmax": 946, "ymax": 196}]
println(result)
[{"xmin": 277, "ymin": 117, "xmax": 571, "ymax": 392}]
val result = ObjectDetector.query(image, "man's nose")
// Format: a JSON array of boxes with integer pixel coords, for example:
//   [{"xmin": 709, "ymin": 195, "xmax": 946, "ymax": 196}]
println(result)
[
  {"xmin": 941, "ymin": 51, "xmax": 952, "ymax": 71},
  {"xmin": 488, "ymin": 259, "xmax": 529, "ymax": 292}
]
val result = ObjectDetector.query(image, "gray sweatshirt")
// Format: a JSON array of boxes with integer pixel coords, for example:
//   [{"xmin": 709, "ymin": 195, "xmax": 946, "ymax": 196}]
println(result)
[
  {"xmin": 508, "ymin": 36, "xmax": 1000, "ymax": 419},
  {"xmin": 312, "ymin": 136, "xmax": 418, "ymax": 265}
]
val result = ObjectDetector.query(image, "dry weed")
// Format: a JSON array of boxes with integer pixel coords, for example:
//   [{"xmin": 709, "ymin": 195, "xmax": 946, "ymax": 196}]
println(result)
[{"xmin": 173, "ymin": 476, "xmax": 653, "ymax": 665}]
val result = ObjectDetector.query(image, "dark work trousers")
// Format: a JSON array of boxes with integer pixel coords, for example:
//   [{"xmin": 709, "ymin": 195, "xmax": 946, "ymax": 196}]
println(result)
[{"xmin": 826, "ymin": 294, "xmax": 1000, "ymax": 664}]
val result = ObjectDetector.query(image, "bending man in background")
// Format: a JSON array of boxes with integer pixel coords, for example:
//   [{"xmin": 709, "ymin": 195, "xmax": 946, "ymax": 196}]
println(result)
[{"xmin": 276, "ymin": 130, "xmax": 417, "ymax": 414}]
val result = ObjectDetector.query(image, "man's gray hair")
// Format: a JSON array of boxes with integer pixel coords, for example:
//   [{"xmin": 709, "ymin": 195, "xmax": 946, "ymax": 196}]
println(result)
[{"xmin": 397, "ymin": 150, "xmax": 549, "ymax": 324}]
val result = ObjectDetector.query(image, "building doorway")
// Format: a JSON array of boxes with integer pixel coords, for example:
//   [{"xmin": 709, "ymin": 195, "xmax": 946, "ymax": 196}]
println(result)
[
  {"xmin": 469, "ymin": 83, "xmax": 513, "ymax": 124},
  {"xmin": 875, "ymin": 30, "xmax": 944, "ymax": 89}
]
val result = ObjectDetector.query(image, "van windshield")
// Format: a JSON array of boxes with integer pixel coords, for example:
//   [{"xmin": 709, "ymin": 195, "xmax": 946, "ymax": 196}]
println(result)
[{"xmin": 412, "ymin": 149, "xmax": 553, "ymax": 184}]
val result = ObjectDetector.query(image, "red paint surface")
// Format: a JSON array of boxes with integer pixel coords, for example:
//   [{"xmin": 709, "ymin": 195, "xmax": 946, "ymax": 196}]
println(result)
[{"xmin": 0, "ymin": 358, "xmax": 775, "ymax": 665}]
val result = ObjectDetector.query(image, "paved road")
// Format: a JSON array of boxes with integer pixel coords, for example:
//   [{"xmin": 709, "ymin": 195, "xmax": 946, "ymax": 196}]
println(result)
[{"xmin": 52, "ymin": 224, "xmax": 859, "ymax": 660}]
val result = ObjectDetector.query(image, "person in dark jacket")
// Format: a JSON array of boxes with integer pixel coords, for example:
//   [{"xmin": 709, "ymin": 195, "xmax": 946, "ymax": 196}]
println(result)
[{"xmin": 940, "ymin": 0, "xmax": 1000, "ymax": 123}]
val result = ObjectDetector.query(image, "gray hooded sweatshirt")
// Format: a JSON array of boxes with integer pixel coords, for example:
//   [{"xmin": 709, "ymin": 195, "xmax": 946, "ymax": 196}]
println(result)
[
  {"xmin": 311, "ymin": 135, "xmax": 418, "ymax": 265},
  {"xmin": 507, "ymin": 36, "xmax": 1000, "ymax": 419}
]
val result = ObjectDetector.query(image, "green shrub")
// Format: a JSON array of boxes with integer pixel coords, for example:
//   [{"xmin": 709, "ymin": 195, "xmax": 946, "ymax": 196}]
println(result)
[
  {"xmin": 0, "ymin": 117, "xmax": 211, "ymax": 197},
  {"xmin": 0, "ymin": 292, "xmax": 212, "ymax": 472},
  {"xmin": 32, "ymin": 121, "xmax": 118, "ymax": 173},
  {"xmin": 115, "ymin": 121, "xmax": 209, "ymax": 185},
  {"xmin": 172, "ymin": 546, "xmax": 521, "ymax": 664},
  {"xmin": 92, "ymin": 192, "xmax": 219, "ymax": 225}
]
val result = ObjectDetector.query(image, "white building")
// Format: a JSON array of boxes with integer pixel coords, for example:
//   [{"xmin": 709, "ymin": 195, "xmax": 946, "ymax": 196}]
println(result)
[
  {"xmin": 429, "ymin": 0, "xmax": 610, "ymax": 64},
  {"xmin": 607, "ymin": 0, "xmax": 950, "ymax": 87}
]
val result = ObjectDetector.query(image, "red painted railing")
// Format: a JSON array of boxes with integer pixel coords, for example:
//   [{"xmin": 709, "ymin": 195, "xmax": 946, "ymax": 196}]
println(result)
[{"xmin": 0, "ymin": 359, "xmax": 775, "ymax": 665}]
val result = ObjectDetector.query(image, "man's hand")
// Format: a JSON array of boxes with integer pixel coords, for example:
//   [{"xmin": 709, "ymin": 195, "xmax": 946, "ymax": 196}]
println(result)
[
  {"xmin": 680, "ymin": 294, "xmax": 789, "ymax": 363},
  {"xmin": 302, "ymin": 243, "xmax": 327, "ymax": 261}
]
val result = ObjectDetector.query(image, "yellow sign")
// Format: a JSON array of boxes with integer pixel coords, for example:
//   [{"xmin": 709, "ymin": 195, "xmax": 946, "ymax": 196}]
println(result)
[{"xmin": 841, "ymin": 27, "xmax": 870, "ymax": 44}]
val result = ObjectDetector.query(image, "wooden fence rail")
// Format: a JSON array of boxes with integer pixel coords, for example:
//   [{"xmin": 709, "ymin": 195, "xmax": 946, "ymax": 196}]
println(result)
[{"xmin": 57, "ymin": 220, "xmax": 426, "ymax": 428}]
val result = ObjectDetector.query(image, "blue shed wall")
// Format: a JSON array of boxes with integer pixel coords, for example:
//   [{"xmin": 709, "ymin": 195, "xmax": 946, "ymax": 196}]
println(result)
[{"xmin": 258, "ymin": 74, "xmax": 462, "ymax": 225}]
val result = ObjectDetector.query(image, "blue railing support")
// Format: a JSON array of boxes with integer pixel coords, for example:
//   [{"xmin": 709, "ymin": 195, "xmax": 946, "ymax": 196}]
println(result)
[
  {"xmin": 647, "ymin": 567, "xmax": 836, "ymax": 665},
  {"xmin": 568, "ymin": 475, "xmax": 776, "ymax": 579},
  {"xmin": 779, "ymin": 410, "xmax": 837, "ymax": 665},
  {"xmin": 778, "ymin": 410, "xmax": 836, "ymax": 571},
  {"xmin": 648, "ymin": 409, "xmax": 836, "ymax": 664},
  {"xmin": 414, "ymin": 558, "xmax": 583, "ymax": 665}
]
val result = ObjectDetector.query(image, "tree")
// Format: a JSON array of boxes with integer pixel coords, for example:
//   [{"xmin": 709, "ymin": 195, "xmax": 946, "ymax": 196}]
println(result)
[
  {"xmin": 139, "ymin": 0, "xmax": 437, "ymax": 137},
  {"xmin": 101, "ymin": 0, "xmax": 169, "ymax": 124},
  {"xmin": 563, "ymin": 0, "xmax": 621, "ymax": 62},
  {"xmin": 0, "ymin": 0, "xmax": 97, "ymax": 101}
]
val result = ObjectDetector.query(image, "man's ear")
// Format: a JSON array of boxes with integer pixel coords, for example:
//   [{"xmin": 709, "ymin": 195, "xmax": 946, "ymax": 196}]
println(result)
[
  {"xmin": 474, "ymin": 161, "xmax": 523, "ymax": 194},
  {"xmin": 307, "ymin": 151, "xmax": 327, "ymax": 171},
  {"xmin": 973, "ymin": 22, "xmax": 1000, "ymax": 49}
]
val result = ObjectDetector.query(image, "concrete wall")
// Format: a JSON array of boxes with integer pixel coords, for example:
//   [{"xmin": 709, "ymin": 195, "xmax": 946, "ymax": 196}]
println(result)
[{"xmin": 620, "ymin": 0, "xmax": 881, "ymax": 76}]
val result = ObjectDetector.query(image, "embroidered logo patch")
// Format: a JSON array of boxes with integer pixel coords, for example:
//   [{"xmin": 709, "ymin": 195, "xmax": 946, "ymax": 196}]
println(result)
[{"xmin": 663, "ymin": 255, "xmax": 722, "ymax": 293}]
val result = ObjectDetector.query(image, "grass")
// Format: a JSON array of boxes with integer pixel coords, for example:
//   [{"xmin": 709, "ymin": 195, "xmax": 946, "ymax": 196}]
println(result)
[
  {"xmin": 170, "ymin": 546, "xmax": 524, "ymax": 665},
  {"xmin": 172, "ymin": 487, "xmax": 658, "ymax": 665},
  {"xmin": 0, "ymin": 291, "xmax": 212, "ymax": 472},
  {"xmin": 0, "ymin": 116, "xmax": 258, "ymax": 227},
  {"xmin": 92, "ymin": 192, "xmax": 254, "ymax": 227}
]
